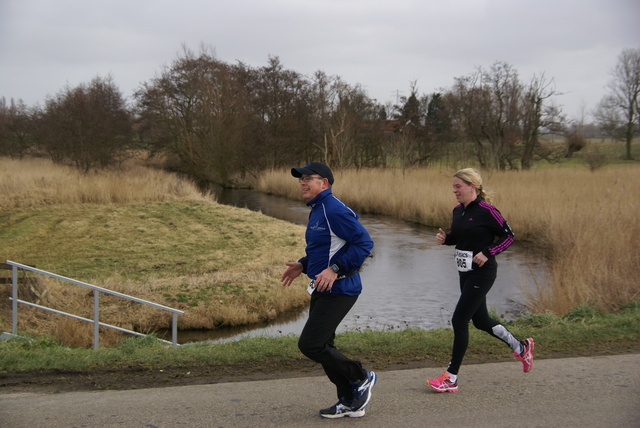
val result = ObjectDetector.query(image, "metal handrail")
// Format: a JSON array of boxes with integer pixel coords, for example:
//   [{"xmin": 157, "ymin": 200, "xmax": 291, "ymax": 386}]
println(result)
[{"xmin": 4, "ymin": 260, "xmax": 184, "ymax": 348}]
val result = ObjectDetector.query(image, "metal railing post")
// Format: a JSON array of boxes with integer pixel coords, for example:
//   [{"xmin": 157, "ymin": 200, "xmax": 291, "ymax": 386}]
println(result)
[
  {"xmin": 172, "ymin": 312, "xmax": 178, "ymax": 346},
  {"xmin": 94, "ymin": 289, "xmax": 100, "ymax": 350},
  {"xmin": 11, "ymin": 265, "xmax": 18, "ymax": 335}
]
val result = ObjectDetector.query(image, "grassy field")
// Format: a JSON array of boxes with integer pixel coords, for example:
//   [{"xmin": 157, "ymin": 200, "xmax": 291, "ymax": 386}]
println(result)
[{"xmin": 0, "ymin": 157, "xmax": 308, "ymax": 347}]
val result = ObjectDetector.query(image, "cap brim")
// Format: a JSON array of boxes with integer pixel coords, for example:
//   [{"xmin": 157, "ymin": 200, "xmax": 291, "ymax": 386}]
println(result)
[{"xmin": 291, "ymin": 167, "xmax": 314, "ymax": 178}]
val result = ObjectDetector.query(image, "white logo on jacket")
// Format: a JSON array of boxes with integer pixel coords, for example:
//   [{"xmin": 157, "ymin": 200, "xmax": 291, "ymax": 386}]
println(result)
[{"xmin": 310, "ymin": 221, "xmax": 326, "ymax": 231}]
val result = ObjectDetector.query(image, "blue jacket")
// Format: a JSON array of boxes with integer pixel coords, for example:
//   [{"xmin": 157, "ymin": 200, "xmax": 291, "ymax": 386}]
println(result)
[{"xmin": 298, "ymin": 189, "xmax": 373, "ymax": 296}]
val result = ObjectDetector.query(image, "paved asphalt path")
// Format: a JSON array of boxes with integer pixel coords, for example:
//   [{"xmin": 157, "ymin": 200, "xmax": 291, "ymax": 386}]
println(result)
[{"xmin": 1, "ymin": 353, "xmax": 638, "ymax": 427}]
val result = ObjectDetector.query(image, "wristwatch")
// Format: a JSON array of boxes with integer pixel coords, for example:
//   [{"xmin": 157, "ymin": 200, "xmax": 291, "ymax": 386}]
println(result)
[{"xmin": 330, "ymin": 263, "xmax": 340, "ymax": 274}]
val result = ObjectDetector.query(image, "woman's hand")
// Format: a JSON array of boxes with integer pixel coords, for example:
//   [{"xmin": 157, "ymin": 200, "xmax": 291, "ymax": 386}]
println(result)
[
  {"xmin": 435, "ymin": 228, "xmax": 446, "ymax": 245},
  {"xmin": 473, "ymin": 252, "xmax": 488, "ymax": 268}
]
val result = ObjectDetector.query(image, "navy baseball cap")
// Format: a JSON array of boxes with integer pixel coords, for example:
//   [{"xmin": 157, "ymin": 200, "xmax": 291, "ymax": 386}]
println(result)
[{"xmin": 291, "ymin": 162, "xmax": 334, "ymax": 185}]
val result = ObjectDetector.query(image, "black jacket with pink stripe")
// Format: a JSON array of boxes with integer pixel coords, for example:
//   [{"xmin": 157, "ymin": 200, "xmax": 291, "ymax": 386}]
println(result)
[{"xmin": 443, "ymin": 196, "xmax": 514, "ymax": 272}]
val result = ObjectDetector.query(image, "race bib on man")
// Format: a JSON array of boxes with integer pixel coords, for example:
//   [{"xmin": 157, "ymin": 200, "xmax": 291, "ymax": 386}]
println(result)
[{"xmin": 455, "ymin": 249, "xmax": 473, "ymax": 272}]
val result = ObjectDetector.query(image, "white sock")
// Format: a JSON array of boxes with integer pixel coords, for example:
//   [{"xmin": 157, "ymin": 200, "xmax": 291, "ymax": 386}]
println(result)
[{"xmin": 447, "ymin": 371, "xmax": 457, "ymax": 383}]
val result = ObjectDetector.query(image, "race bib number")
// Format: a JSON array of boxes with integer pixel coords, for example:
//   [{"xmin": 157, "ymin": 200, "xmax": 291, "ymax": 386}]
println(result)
[
  {"xmin": 455, "ymin": 250, "xmax": 473, "ymax": 272},
  {"xmin": 307, "ymin": 279, "xmax": 316, "ymax": 295}
]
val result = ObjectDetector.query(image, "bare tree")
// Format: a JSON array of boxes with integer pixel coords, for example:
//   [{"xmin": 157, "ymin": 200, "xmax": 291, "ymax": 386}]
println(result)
[
  {"xmin": 37, "ymin": 76, "xmax": 132, "ymax": 171},
  {"xmin": 325, "ymin": 82, "xmax": 375, "ymax": 168},
  {"xmin": 447, "ymin": 62, "xmax": 522, "ymax": 169},
  {"xmin": 308, "ymin": 72, "xmax": 380, "ymax": 168},
  {"xmin": 308, "ymin": 70, "xmax": 336, "ymax": 163},
  {"xmin": 446, "ymin": 62, "xmax": 563, "ymax": 169},
  {"xmin": 520, "ymin": 73, "xmax": 562, "ymax": 169},
  {"xmin": 0, "ymin": 97, "xmax": 33, "ymax": 158},
  {"xmin": 135, "ymin": 46, "xmax": 255, "ymax": 186},
  {"xmin": 250, "ymin": 56, "xmax": 313, "ymax": 169},
  {"xmin": 594, "ymin": 48, "xmax": 640, "ymax": 160}
]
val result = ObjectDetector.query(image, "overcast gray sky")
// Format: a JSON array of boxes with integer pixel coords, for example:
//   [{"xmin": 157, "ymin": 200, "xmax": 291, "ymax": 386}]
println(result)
[{"xmin": 1, "ymin": 0, "xmax": 638, "ymax": 121}]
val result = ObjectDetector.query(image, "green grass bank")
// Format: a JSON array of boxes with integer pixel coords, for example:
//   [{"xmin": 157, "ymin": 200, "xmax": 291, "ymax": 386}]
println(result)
[{"xmin": 1, "ymin": 302, "xmax": 638, "ymax": 386}]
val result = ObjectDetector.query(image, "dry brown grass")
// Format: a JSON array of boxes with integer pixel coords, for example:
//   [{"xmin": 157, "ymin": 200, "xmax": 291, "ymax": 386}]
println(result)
[
  {"xmin": 0, "ymin": 157, "xmax": 207, "ymax": 209},
  {"xmin": 258, "ymin": 166, "xmax": 640, "ymax": 315}
]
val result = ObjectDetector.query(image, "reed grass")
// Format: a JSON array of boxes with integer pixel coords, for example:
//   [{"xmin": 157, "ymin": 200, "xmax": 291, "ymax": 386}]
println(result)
[
  {"xmin": 257, "ymin": 165, "xmax": 640, "ymax": 315},
  {"xmin": 0, "ymin": 156, "xmax": 207, "ymax": 209}
]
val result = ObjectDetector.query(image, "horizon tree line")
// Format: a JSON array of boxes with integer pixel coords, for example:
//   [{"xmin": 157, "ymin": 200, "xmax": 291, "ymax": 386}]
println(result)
[{"xmin": 1, "ymin": 45, "xmax": 638, "ymax": 185}]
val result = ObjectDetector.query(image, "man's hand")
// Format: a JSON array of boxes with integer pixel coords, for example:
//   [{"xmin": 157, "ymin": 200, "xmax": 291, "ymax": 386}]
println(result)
[
  {"xmin": 313, "ymin": 267, "xmax": 339, "ymax": 292},
  {"xmin": 281, "ymin": 262, "xmax": 303, "ymax": 287}
]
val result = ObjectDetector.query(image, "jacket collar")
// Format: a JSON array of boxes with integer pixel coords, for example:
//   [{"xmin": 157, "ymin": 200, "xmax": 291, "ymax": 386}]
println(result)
[
  {"xmin": 307, "ymin": 188, "xmax": 332, "ymax": 207},
  {"xmin": 462, "ymin": 196, "xmax": 482, "ymax": 210}
]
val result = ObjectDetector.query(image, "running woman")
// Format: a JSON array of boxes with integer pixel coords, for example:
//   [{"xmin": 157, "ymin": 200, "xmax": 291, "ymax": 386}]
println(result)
[{"xmin": 427, "ymin": 168, "xmax": 534, "ymax": 393}]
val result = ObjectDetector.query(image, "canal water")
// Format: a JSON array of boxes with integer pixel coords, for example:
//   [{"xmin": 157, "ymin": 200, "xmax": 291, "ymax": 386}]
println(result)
[{"xmin": 175, "ymin": 189, "xmax": 542, "ymax": 344}]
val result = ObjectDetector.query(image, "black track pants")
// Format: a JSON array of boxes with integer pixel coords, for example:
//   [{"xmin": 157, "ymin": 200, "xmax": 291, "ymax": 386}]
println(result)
[{"xmin": 298, "ymin": 292, "xmax": 366, "ymax": 401}]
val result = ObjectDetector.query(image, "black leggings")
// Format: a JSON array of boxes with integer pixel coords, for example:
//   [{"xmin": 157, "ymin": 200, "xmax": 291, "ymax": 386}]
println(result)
[
  {"xmin": 447, "ymin": 267, "xmax": 520, "ymax": 375},
  {"xmin": 298, "ymin": 292, "xmax": 366, "ymax": 401}
]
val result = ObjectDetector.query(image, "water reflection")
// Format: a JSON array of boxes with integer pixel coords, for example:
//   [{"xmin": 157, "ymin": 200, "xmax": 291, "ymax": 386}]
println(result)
[{"xmin": 172, "ymin": 189, "xmax": 540, "ymax": 344}]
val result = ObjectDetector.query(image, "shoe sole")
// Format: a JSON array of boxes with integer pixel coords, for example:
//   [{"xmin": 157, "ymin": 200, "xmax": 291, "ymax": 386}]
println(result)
[
  {"xmin": 428, "ymin": 383, "xmax": 458, "ymax": 393},
  {"xmin": 320, "ymin": 409, "xmax": 366, "ymax": 419}
]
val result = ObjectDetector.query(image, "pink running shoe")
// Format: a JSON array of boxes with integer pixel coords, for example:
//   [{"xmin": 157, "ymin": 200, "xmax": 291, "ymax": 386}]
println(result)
[
  {"xmin": 427, "ymin": 371, "xmax": 458, "ymax": 392},
  {"xmin": 514, "ymin": 338, "xmax": 534, "ymax": 372}
]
